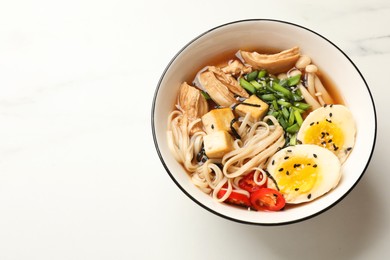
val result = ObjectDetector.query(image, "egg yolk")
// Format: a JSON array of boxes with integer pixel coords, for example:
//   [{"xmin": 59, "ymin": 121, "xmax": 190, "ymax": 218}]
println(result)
[
  {"xmin": 303, "ymin": 120, "xmax": 344, "ymax": 152},
  {"xmin": 276, "ymin": 156, "xmax": 320, "ymax": 194}
]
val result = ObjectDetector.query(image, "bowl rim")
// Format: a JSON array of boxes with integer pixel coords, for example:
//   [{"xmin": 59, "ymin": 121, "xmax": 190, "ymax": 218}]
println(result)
[{"xmin": 151, "ymin": 19, "xmax": 377, "ymax": 226}]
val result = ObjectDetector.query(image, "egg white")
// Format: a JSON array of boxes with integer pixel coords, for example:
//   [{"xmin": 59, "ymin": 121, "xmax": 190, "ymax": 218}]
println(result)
[
  {"xmin": 267, "ymin": 144, "xmax": 341, "ymax": 204},
  {"xmin": 297, "ymin": 104, "xmax": 356, "ymax": 163}
]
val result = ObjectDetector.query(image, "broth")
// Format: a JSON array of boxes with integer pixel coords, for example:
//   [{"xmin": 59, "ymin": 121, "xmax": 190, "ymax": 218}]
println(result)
[{"xmin": 315, "ymin": 69, "xmax": 344, "ymax": 105}]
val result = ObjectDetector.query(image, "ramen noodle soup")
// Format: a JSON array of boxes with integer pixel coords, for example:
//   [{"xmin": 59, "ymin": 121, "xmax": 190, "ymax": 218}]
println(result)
[{"xmin": 167, "ymin": 47, "xmax": 356, "ymax": 211}]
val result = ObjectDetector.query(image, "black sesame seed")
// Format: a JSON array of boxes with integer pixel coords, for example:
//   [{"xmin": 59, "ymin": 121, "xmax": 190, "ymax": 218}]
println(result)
[
  {"xmin": 272, "ymin": 160, "xmax": 275, "ymax": 165},
  {"xmin": 294, "ymin": 164, "xmax": 301, "ymax": 168},
  {"xmin": 313, "ymin": 154, "xmax": 317, "ymax": 158},
  {"xmin": 295, "ymin": 188, "xmax": 299, "ymax": 191},
  {"xmin": 347, "ymin": 147, "xmax": 352, "ymax": 151},
  {"xmin": 328, "ymin": 139, "xmax": 333, "ymax": 143},
  {"xmin": 333, "ymin": 144, "xmax": 339, "ymax": 151},
  {"xmin": 310, "ymin": 122, "xmax": 315, "ymax": 126},
  {"xmin": 313, "ymin": 164, "xmax": 318, "ymax": 168},
  {"xmin": 211, "ymin": 124, "xmax": 214, "ymax": 129},
  {"xmin": 284, "ymin": 156, "xmax": 289, "ymax": 160},
  {"xmin": 279, "ymin": 168, "xmax": 283, "ymax": 172},
  {"xmin": 329, "ymin": 112, "xmax": 333, "ymax": 117},
  {"xmin": 330, "ymin": 104, "xmax": 333, "ymax": 108},
  {"xmin": 326, "ymin": 119, "xmax": 332, "ymax": 123},
  {"xmin": 287, "ymin": 150, "xmax": 292, "ymax": 153},
  {"xmin": 321, "ymin": 141, "xmax": 327, "ymax": 146},
  {"xmin": 307, "ymin": 194, "xmax": 312, "ymax": 199},
  {"xmin": 324, "ymin": 104, "xmax": 327, "ymax": 108},
  {"xmin": 316, "ymin": 121, "xmax": 319, "ymax": 124},
  {"xmin": 297, "ymin": 139, "xmax": 302, "ymax": 144},
  {"xmin": 286, "ymin": 171, "xmax": 290, "ymax": 175}
]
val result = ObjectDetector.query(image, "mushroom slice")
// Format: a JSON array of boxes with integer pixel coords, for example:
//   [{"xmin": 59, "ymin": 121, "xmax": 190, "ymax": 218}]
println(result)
[
  {"xmin": 208, "ymin": 66, "xmax": 249, "ymax": 99},
  {"xmin": 199, "ymin": 71, "xmax": 237, "ymax": 107},
  {"xmin": 239, "ymin": 46, "xmax": 300, "ymax": 74},
  {"xmin": 221, "ymin": 60, "xmax": 252, "ymax": 76},
  {"xmin": 178, "ymin": 82, "xmax": 209, "ymax": 134}
]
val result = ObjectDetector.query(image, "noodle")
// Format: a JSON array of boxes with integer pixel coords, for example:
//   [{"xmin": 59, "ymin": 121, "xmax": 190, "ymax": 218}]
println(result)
[
  {"xmin": 167, "ymin": 110, "xmax": 206, "ymax": 172},
  {"xmin": 222, "ymin": 118, "xmax": 284, "ymax": 178}
]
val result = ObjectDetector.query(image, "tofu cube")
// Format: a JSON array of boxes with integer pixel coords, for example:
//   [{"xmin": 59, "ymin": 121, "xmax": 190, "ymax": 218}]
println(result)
[
  {"xmin": 203, "ymin": 131, "xmax": 234, "ymax": 159},
  {"xmin": 201, "ymin": 108, "xmax": 235, "ymax": 134},
  {"xmin": 234, "ymin": 95, "xmax": 269, "ymax": 122}
]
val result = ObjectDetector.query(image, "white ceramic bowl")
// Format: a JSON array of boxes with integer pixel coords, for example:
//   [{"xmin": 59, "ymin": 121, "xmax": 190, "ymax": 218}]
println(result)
[{"xmin": 151, "ymin": 19, "xmax": 377, "ymax": 225}]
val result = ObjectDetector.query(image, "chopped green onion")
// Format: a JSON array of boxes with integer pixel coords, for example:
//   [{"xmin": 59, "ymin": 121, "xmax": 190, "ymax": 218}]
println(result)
[
  {"xmin": 292, "ymin": 93, "xmax": 303, "ymax": 102},
  {"xmin": 274, "ymin": 91, "xmax": 286, "ymax": 99},
  {"xmin": 272, "ymin": 82, "xmax": 292, "ymax": 99},
  {"xmin": 286, "ymin": 123, "xmax": 300, "ymax": 134},
  {"xmin": 278, "ymin": 116, "xmax": 288, "ymax": 129},
  {"xmin": 294, "ymin": 110, "xmax": 303, "ymax": 126},
  {"xmin": 288, "ymin": 108, "xmax": 295, "ymax": 125},
  {"xmin": 292, "ymin": 106, "xmax": 305, "ymax": 114},
  {"xmin": 201, "ymin": 91, "xmax": 211, "ymax": 100},
  {"xmin": 260, "ymin": 93, "xmax": 276, "ymax": 101},
  {"xmin": 288, "ymin": 74, "xmax": 301, "ymax": 86},
  {"xmin": 277, "ymin": 100, "xmax": 292, "ymax": 107},
  {"xmin": 256, "ymin": 89, "xmax": 267, "ymax": 95},
  {"xmin": 295, "ymin": 88, "xmax": 303, "ymax": 96},
  {"xmin": 257, "ymin": 70, "xmax": 267, "ymax": 79},
  {"xmin": 282, "ymin": 107, "xmax": 289, "ymax": 119},
  {"xmin": 250, "ymin": 80, "xmax": 262, "ymax": 89},
  {"xmin": 293, "ymin": 102, "xmax": 311, "ymax": 111},
  {"xmin": 278, "ymin": 78, "xmax": 288, "ymax": 87},
  {"xmin": 289, "ymin": 134, "xmax": 297, "ymax": 146},
  {"xmin": 246, "ymin": 70, "xmax": 258, "ymax": 81},
  {"xmin": 239, "ymin": 78, "xmax": 256, "ymax": 94},
  {"xmin": 266, "ymin": 84, "xmax": 276, "ymax": 93},
  {"xmin": 270, "ymin": 111, "xmax": 280, "ymax": 117},
  {"xmin": 272, "ymin": 99, "xmax": 279, "ymax": 110}
]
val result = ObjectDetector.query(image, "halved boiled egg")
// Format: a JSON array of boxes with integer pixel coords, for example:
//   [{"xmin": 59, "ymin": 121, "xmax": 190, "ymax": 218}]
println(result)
[
  {"xmin": 267, "ymin": 144, "xmax": 341, "ymax": 204},
  {"xmin": 297, "ymin": 104, "xmax": 356, "ymax": 163}
]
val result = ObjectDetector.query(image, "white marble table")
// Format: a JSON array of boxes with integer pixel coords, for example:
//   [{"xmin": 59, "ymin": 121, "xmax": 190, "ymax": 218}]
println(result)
[{"xmin": 0, "ymin": 0, "xmax": 388, "ymax": 259}]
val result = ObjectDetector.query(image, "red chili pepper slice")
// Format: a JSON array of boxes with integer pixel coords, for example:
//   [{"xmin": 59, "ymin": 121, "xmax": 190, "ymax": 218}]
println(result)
[
  {"xmin": 217, "ymin": 189, "xmax": 251, "ymax": 208},
  {"xmin": 250, "ymin": 188, "xmax": 286, "ymax": 211},
  {"xmin": 238, "ymin": 171, "xmax": 266, "ymax": 193}
]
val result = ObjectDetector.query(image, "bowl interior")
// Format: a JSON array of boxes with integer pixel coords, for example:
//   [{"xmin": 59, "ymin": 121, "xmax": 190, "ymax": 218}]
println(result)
[{"xmin": 152, "ymin": 20, "xmax": 376, "ymax": 225}]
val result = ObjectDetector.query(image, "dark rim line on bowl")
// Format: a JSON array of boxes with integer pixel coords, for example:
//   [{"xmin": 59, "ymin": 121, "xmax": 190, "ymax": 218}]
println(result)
[{"xmin": 151, "ymin": 19, "xmax": 377, "ymax": 226}]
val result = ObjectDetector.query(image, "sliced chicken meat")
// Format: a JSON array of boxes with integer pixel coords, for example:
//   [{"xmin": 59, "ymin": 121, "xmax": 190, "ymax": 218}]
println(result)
[
  {"xmin": 177, "ymin": 82, "xmax": 209, "ymax": 134},
  {"xmin": 239, "ymin": 46, "xmax": 300, "ymax": 74},
  {"xmin": 208, "ymin": 66, "xmax": 249, "ymax": 99},
  {"xmin": 198, "ymin": 71, "xmax": 238, "ymax": 107},
  {"xmin": 221, "ymin": 60, "xmax": 252, "ymax": 76}
]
